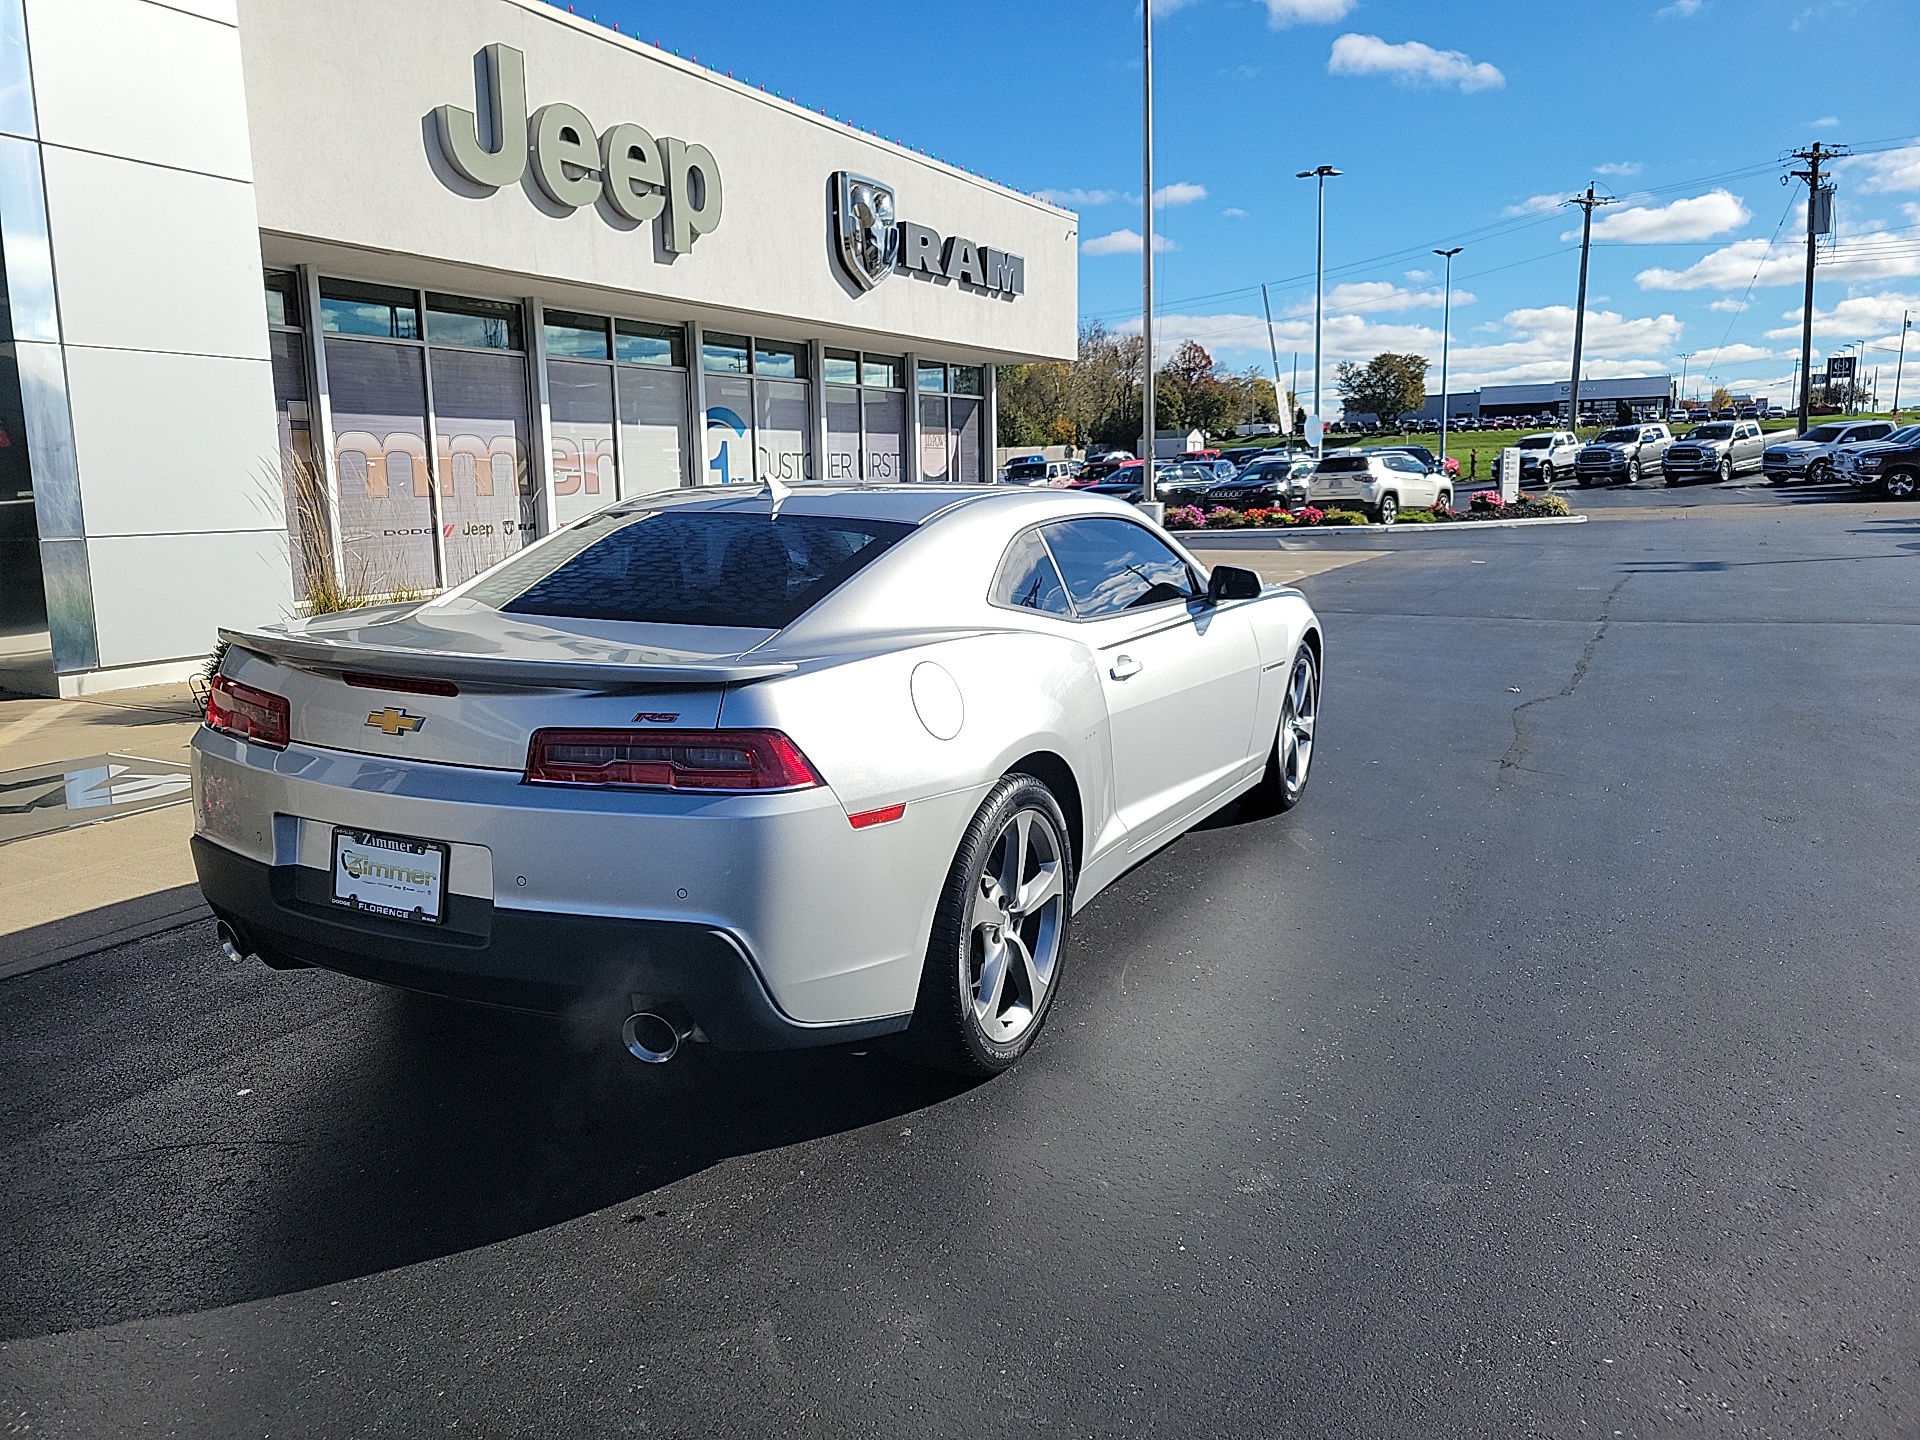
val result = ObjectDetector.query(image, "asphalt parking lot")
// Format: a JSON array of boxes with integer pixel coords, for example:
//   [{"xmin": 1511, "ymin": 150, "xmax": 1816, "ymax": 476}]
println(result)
[{"xmin": 3, "ymin": 479, "xmax": 1918, "ymax": 1437}]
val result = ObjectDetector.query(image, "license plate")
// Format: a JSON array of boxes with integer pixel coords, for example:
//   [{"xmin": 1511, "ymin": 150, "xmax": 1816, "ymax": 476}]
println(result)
[{"xmin": 331, "ymin": 828, "xmax": 447, "ymax": 923}]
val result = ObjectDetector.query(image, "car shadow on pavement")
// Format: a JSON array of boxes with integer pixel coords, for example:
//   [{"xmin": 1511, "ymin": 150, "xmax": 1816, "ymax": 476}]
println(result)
[{"xmin": 0, "ymin": 938, "xmax": 974, "ymax": 1341}]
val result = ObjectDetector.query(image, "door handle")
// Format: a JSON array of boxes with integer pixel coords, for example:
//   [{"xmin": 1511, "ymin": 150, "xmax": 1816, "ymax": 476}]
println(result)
[{"xmin": 1110, "ymin": 654, "xmax": 1143, "ymax": 681}]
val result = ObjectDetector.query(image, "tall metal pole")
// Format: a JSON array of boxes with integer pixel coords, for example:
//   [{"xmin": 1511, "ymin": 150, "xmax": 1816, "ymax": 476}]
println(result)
[
  {"xmin": 1676, "ymin": 351, "xmax": 1692, "ymax": 413},
  {"xmin": 1565, "ymin": 184, "xmax": 1612, "ymax": 441},
  {"xmin": 1260, "ymin": 282, "xmax": 1285, "ymax": 438},
  {"xmin": 1893, "ymin": 311, "xmax": 1911, "ymax": 420},
  {"xmin": 1140, "ymin": 1, "xmax": 1156, "ymax": 504},
  {"xmin": 1297, "ymin": 166, "xmax": 1339, "ymax": 457},
  {"xmin": 1789, "ymin": 142, "xmax": 1843, "ymax": 436},
  {"xmin": 1434, "ymin": 247, "xmax": 1461, "ymax": 471}
]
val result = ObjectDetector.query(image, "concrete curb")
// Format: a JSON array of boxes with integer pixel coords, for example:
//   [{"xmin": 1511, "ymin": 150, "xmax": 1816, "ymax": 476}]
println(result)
[{"xmin": 1180, "ymin": 514, "xmax": 1589, "ymax": 547}]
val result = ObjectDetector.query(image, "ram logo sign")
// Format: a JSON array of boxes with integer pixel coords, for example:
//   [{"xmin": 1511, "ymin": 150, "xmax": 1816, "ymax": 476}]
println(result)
[{"xmin": 829, "ymin": 171, "xmax": 1023, "ymax": 298}]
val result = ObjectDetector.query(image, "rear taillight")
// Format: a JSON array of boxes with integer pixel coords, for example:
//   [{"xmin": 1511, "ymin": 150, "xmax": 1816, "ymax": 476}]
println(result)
[
  {"xmin": 206, "ymin": 673, "xmax": 291, "ymax": 749},
  {"xmin": 524, "ymin": 729, "xmax": 824, "ymax": 793}
]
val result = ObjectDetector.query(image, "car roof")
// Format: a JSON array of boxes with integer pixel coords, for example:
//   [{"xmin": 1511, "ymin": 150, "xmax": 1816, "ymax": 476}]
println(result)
[{"xmin": 601, "ymin": 483, "xmax": 1034, "ymax": 527}]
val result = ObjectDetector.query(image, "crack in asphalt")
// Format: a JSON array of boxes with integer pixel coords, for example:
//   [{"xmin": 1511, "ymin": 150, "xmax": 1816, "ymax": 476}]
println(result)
[{"xmin": 1498, "ymin": 572, "xmax": 1633, "ymax": 778}]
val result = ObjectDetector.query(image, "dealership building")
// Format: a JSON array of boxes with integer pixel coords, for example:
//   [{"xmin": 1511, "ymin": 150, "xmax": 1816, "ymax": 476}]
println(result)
[{"xmin": 0, "ymin": 0, "xmax": 1076, "ymax": 696}]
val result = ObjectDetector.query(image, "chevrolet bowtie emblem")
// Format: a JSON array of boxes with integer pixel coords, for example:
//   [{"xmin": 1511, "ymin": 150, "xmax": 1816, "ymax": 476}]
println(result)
[{"xmin": 366, "ymin": 707, "xmax": 426, "ymax": 736}]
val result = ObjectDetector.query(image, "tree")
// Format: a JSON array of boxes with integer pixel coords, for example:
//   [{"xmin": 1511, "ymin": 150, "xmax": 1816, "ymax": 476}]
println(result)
[
  {"xmin": 1710, "ymin": 386, "xmax": 1734, "ymax": 412},
  {"xmin": 1335, "ymin": 352, "xmax": 1430, "ymax": 424}
]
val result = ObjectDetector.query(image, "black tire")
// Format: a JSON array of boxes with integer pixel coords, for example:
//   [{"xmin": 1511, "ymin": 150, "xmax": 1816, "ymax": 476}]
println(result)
[
  {"xmin": 896, "ymin": 775, "xmax": 1075, "ymax": 1077},
  {"xmin": 1577, "ymin": 474, "xmax": 1591, "ymax": 488},
  {"xmin": 1245, "ymin": 643, "xmax": 1321, "ymax": 817},
  {"xmin": 1885, "ymin": 468, "xmax": 1919, "ymax": 500},
  {"xmin": 1717, "ymin": 456, "xmax": 1733, "ymax": 484},
  {"xmin": 1377, "ymin": 493, "xmax": 1399, "ymax": 525},
  {"xmin": 1809, "ymin": 458, "xmax": 1832, "ymax": 486},
  {"xmin": 1438, "ymin": 488, "xmax": 1453, "ymax": 511}
]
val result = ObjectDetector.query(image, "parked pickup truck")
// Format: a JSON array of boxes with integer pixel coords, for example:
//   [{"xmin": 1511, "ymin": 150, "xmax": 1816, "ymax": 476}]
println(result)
[
  {"xmin": 1662, "ymin": 420, "xmax": 1766, "ymax": 485},
  {"xmin": 1761, "ymin": 419, "xmax": 1897, "ymax": 486},
  {"xmin": 1516, "ymin": 430, "xmax": 1582, "ymax": 485},
  {"xmin": 1573, "ymin": 423, "xmax": 1672, "ymax": 486},
  {"xmin": 1839, "ymin": 424, "xmax": 1920, "ymax": 497}
]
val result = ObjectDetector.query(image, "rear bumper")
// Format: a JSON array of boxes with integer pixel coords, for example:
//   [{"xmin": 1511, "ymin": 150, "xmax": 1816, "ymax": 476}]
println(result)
[{"xmin": 192, "ymin": 834, "xmax": 908, "ymax": 1050}]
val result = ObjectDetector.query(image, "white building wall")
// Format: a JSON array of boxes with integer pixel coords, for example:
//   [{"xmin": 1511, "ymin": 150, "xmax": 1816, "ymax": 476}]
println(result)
[{"xmin": 27, "ymin": 0, "xmax": 290, "ymax": 690}]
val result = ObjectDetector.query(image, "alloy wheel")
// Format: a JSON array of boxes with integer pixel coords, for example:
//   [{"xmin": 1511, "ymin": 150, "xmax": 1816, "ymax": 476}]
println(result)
[
  {"xmin": 1279, "ymin": 650, "xmax": 1318, "ymax": 800},
  {"xmin": 1378, "ymin": 494, "xmax": 1398, "ymax": 525},
  {"xmin": 1887, "ymin": 468, "xmax": 1918, "ymax": 500},
  {"xmin": 968, "ymin": 808, "xmax": 1065, "ymax": 1045},
  {"xmin": 1626, "ymin": 459, "xmax": 1640, "ymax": 485}
]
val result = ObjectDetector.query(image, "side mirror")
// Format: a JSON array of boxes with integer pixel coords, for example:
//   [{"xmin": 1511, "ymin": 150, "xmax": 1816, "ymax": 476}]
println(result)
[{"xmin": 1206, "ymin": 565, "xmax": 1262, "ymax": 604}]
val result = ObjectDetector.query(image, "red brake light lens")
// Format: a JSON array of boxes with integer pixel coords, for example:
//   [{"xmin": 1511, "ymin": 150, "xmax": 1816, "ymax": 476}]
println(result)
[
  {"xmin": 524, "ymin": 729, "xmax": 824, "ymax": 793},
  {"xmin": 206, "ymin": 674, "xmax": 291, "ymax": 749}
]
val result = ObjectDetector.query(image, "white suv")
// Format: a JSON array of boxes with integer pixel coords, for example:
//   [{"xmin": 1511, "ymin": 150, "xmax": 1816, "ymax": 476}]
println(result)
[{"xmin": 1307, "ymin": 450, "xmax": 1451, "ymax": 524}]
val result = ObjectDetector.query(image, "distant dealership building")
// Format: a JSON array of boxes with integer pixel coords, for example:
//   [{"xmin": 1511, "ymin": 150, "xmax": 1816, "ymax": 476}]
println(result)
[
  {"xmin": 1476, "ymin": 376, "xmax": 1674, "ymax": 423},
  {"xmin": 0, "ymin": 0, "xmax": 1076, "ymax": 697}
]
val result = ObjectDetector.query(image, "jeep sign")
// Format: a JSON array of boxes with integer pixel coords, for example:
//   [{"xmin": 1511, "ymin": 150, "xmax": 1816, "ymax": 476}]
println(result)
[{"xmin": 434, "ymin": 44, "xmax": 721, "ymax": 253}]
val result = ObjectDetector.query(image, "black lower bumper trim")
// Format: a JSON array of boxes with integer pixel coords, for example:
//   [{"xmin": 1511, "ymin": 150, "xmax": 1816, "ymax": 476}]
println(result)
[{"xmin": 191, "ymin": 835, "xmax": 908, "ymax": 1052}]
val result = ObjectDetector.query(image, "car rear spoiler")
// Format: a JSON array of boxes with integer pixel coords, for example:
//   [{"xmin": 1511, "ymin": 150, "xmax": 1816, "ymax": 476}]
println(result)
[{"xmin": 218, "ymin": 627, "xmax": 798, "ymax": 689}]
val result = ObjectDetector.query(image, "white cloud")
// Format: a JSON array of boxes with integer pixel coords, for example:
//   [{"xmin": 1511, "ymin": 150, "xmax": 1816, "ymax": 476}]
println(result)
[
  {"xmin": 1327, "ymin": 34, "xmax": 1505, "ymax": 92},
  {"xmin": 1689, "ymin": 343, "xmax": 1776, "ymax": 365},
  {"xmin": 1153, "ymin": 181, "xmax": 1208, "ymax": 208},
  {"xmin": 1809, "ymin": 116, "xmax": 1840, "ymax": 128},
  {"xmin": 1504, "ymin": 192, "xmax": 1567, "ymax": 217},
  {"xmin": 1848, "ymin": 145, "xmax": 1920, "ymax": 195},
  {"xmin": 1112, "ymin": 302, "xmax": 1686, "ymax": 390},
  {"xmin": 1035, "ymin": 187, "xmax": 1119, "ymax": 207},
  {"xmin": 1596, "ymin": 161, "xmax": 1643, "ymax": 178},
  {"xmin": 1318, "ymin": 281, "xmax": 1474, "ymax": 314},
  {"xmin": 1222, "ymin": 206, "xmax": 1250, "ymax": 219},
  {"xmin": 1565, "ymin": 189, "xmax": 1751, "ymax": 244},
  {"xmin": 1149, "ymin": 0, "xmax": 1198, "ymax": 15},
  {"xmin": 1082, "ymin": 228, "xmax": 1175, "ymax": 256},
  {"xmin": 1658, "ymin": 0, "xmax": 1703, "ymax": 16},
  {"xmin": 1404, "ymin": 268, "xmax": 1434, "ymax": 283},
  {"xmin": 1638, "ymin": 234, "xmax": 1920, "ymax": 289},
  {"xmin": 1764, "ymin": 291, "xmax": 1920, "ymax": 340},
  {"xmin": 1261, "ymin": 0, "xmax": 1356, "ymax": 25},
  {"xmin": 1708, "ymin": 297, "xmax": 1749, "ymax": 312}
]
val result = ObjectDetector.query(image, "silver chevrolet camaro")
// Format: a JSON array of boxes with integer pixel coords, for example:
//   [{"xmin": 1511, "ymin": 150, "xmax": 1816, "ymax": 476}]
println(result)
[{"xmin": 192, "ymin": 485, "xmax": 1323, "ymax": 1075}]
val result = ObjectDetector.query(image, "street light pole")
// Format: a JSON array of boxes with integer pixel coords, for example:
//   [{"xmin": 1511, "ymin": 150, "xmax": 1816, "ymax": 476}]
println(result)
[
  {"xmin": 1893, "ymin": 311, "xmax": 1911, "ymax": 420},
  {"xmin": 1140, "ymin": 0, "xmax": 1156, "ymax": 508},
  {"xmin": 1433, "ymin": 247, "xmax": 1461, "ymax": 472},
  {"xmin": 1297, "ymin": 165, "xmax": 1340, "ymax": 458},
  {"xmin": 1564, "ymin": 184, "xmax": 1614, "ymax": 440},
  {"xmin": 1675, "ymin": 351, "xmax": 1693, "ymax": 414}
]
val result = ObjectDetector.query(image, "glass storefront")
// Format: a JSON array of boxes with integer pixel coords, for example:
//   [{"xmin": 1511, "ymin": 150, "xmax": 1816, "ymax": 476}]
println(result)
[{"xmin": 274, "ymin": 271, "xmax": 991, "ymax": 600}]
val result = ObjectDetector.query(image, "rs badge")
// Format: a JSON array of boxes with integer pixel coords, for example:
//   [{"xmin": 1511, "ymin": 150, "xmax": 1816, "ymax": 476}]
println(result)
[{"xmin": 366, "ymin": 708, "xmax": 426, "ymax": 736}]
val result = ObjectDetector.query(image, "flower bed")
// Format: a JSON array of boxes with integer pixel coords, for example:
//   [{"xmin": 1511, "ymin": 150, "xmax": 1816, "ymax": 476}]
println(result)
[{"xmin": 1164, "ymin": 491, "xmax": 1572, "ymax": 529}]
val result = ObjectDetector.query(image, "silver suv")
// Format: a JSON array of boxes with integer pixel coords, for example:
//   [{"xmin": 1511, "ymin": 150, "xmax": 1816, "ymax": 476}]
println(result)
[
  {"xmin": 1663, "ymin": 420, "xmax": 1766, "ymax": 485},
  {"xmin": 1761, "ymin": 419, "xmax": 1896, "ymax": 486},
  {"xmin": 1307, "ymin": 450, "xmax": 1452, "ymax": 525},
  {"xmin": 1574, "ymin": 423, "xmax": 1672, "ymax": 487},
  {"xmin": 1516, "ymin": 431, "xmax": 1581, "ymax": 485}
]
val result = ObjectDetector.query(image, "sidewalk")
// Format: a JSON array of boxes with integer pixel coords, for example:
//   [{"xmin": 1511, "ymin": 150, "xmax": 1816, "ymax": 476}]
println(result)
[{"xmin": 0, "ymin": 682, "xmax": 208, "ymax": 980}]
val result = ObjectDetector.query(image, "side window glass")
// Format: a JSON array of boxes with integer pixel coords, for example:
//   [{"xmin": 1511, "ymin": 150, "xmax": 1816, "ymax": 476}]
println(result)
[
  {"xmin": 1041, "ymin": 517, "xmax": 1197, "ymax": 619},
  {"xmin": 989, "ymin": 528, "xmax": 1073, "ymax": 617}
]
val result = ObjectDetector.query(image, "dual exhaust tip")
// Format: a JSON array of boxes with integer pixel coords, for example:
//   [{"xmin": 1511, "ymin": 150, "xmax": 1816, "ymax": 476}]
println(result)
[{"xmin": 221, "ymin": 922, "xmax": 692, "ymax": 1066}]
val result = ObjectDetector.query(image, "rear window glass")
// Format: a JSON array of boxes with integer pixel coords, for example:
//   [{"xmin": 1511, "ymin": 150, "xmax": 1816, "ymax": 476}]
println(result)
[
  {"xmin": 1317, "ymin": 456, "xmax": 1368, "ymax": 473},
  {"xmin": 464, "ymin": 508, "xmax": 910, "ymax": 628}
]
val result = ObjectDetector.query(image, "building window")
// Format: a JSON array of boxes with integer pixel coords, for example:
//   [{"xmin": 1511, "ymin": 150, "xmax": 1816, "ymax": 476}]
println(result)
[
  {"xmin": 824, "ymin": 348, "xmax": 905, "ymax": 483},
  {"xmin": 915, "ymin": 359, "xmax": 987, "ymax": 483},
  {"xmin": 317, "ymin": 278, "xmax": 538, "ymax": 593},
  {"xmin": 264, "ymin": 271, "xmax": 327, "ymax": 602},
  {"xmin": 545, "ymin": 311, "xmax": 692, "ymax": 514},
  {"xmin": 701, "ymin": 333, "xmax": 814, "ymax": 486}
]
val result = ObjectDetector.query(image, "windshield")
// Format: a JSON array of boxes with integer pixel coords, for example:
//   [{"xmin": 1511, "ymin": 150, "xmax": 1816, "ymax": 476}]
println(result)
[
  {"xmin": 1006, "ymin": 462, "xmax": 1048, "ymax": 477},
  {"xmin": 464, "ymin": 508, "xmax": 911, "ymax": 629},
  {"xmin": 1690, "ymin": 424, "xmax": 1734, "ymax": 440},
  {"xmin": 1799, "ymin": 425, "xmax": 1846, "ymax": 442},
  {"xmin": 1518, "ymin": 436, "xmax": 1553, "ymax": 449},
  {"xmin": 1596, "ymin": 428, "xmax": 1640, "ymax": 444},
  {"xmin": 1887, "ymin": 426, "xmax": 1920, "ymax": 445}
]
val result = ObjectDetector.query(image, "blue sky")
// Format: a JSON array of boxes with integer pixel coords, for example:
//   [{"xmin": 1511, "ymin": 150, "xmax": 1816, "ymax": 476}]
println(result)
[{"xmin": 576, "ymin": 0, "xmax": 1920, "ymax": 406}]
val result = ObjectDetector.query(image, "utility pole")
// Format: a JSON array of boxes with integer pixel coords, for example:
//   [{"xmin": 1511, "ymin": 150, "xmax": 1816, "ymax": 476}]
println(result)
[
  {"xmin": 1788, "ymin": 141, "xmax": 1845, "ymax": 436},
  {"xmin": 1675, "ymin": 351, "xmax": 1693, "ymax": 414},
  {"xmin": 1433, "ymin": 247, "xmax": 1462, "ymax": 472},
  {"xmin": 1260, "ymin": 283, "xmax": 1285, "ymax": 441},
  {"xmin": 1297, "ymin": 165, "xmax": 1341, "ymax": 457},
  {"xmin": 1564, "ymin": 184, "xmax": 1614, "ymax": 440},
  {"xmin": 1893, "ymin": 311, "xmax": 1911, "ymax": 420},
  {"xmin": 1140, "ymin": 0, "xmax": 1156, "ymax": 509}
]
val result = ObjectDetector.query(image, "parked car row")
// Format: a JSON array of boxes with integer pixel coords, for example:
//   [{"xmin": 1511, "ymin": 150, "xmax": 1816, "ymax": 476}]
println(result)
[{"xmin": 1762, "ymin": 419, "xmax": 1898, "ymax": 486}]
